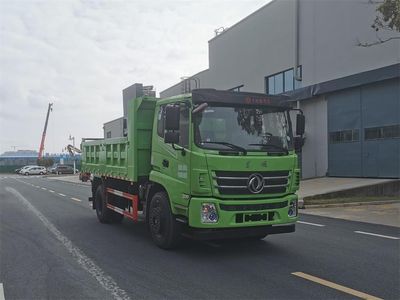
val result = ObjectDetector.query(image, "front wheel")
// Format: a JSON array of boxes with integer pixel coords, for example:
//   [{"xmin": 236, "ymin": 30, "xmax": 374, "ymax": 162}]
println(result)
[
  {"xmin": 39, "ymin": 172, "xmax": 44, "ymax": 175},
  {"xmin": 24, "ymin": 172, "xmax": 29, "ymax": 176},
  {"xmin": 148, "ymin": 192, "xmax": 182, "ymax": 249}
]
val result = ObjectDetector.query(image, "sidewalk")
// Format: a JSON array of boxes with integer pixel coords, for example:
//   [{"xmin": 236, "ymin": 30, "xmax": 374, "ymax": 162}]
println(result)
[
  {"xmin": 298, "ymin": 177, "xmax": 394, "ymax": 200},
  {"xmin": 301, "ymin": 202, "xmax": 400, "ymax": 227}
]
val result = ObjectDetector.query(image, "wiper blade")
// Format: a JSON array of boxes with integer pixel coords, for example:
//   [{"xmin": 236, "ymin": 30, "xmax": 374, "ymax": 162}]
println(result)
[
  {"xmin": 248, "ymin": 143, "xmax": 288, "ymax": 154},
  {"xmin": 201, "ymin": 141, "xmax": 247, "ymax": 155}
]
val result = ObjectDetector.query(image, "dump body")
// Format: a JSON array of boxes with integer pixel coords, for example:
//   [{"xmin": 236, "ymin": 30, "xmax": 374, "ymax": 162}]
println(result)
[{"xmin": 81, "ymin": 97, "xmax": 156, "ymax": 182}]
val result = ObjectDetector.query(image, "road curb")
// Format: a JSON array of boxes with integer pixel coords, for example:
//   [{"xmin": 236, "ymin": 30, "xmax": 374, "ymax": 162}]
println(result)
[{"xmin": 300, "ymin": 199, "xmax": 399, "ymax": 209}]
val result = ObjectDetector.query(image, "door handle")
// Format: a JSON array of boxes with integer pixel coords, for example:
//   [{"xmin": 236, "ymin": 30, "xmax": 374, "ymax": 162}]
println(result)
[{"xmin": 162, "ymin": 159, "xmax": 169, "ymax": 168}]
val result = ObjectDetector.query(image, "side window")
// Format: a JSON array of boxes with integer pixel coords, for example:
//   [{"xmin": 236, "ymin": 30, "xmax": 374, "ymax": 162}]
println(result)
[
  {"xmin": 157, "ymin": 105, "xmax": 165, "ymax": 138},
  {"xmin": 178, "ymin": 105, "xmax": 189, "ymax": 148}
]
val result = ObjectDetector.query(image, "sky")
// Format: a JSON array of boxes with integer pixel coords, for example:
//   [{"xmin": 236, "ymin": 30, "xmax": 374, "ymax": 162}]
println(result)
[{"xmin": 0, "ymin": 0, "xmax": 269, "ymax": 154}]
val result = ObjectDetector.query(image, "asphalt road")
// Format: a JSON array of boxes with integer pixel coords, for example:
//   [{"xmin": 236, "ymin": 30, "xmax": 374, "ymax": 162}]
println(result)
[{"xmin": 0, "ymin": 175, "xmax": 399, "ymax": 300}]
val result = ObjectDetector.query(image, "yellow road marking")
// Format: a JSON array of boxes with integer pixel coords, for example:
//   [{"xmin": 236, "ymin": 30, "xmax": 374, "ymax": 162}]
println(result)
[
  {"xmin": 292, "ymin": 272, "xmax": 382, "ymax": 300},
  {"xmin": 71, "ymin": 197, "xmax": 82, "ymax": 202}
]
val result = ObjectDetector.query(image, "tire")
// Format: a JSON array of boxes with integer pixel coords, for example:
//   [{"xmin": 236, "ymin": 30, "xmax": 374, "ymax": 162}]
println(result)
[
  {"xmin": 39, "ymin": 172, "xmax": 44, "ymax": 175},
  {"xmin": 57, "ymin": 171, "xmax": 61, "ymax": 175},
  {"xmin": 95, "ymin": 185, "xmax": 113, "ymax": 223},
  {"xmin": 95, "ymin": 185, "xmax": 123, "ymax": 223},
  {"xmin": 148, "ymin": 191, "xmax": 182, "ymax": 249},
  {"xmin": 25, "ymin": 172, "xmax": 29, "ymax": 176}
]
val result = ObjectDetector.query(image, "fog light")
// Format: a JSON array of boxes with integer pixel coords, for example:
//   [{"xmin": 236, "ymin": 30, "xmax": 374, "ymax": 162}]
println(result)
[
  {"xmin": 288, "ymin": 200, "xmax": 298, "ymax": 217},
  {"xmin": 201, "ymin": 203, "xmax": 218, "ymax": 223}
]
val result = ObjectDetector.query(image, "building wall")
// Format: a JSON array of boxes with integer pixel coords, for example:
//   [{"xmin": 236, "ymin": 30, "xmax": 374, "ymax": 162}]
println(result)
[
  {"xmin": 299, "ymin": 0, "xmax": 400, "ymax": 87},
  {"xmin": 300, "ymin": 96, "xmax": 328, "ymax": 178},
  {"xmin": 103, "ymin": 117, "xmax": 124, "ymax": 138}
]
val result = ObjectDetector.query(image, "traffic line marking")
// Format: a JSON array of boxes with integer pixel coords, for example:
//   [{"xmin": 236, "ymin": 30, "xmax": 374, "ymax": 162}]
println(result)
[
  {"xmin": 354, "ymin": 231, "xmax": 399, "ymax": 240},
  {"xmin": 49, "ymin": 190, "xmax": 55, "ymax": 193},
  {"xmin": 292, "ymin": 272, "xmax": 382, "ymax": 300},
  {"xmin": 71, "ymin": 197, "xmax": 82, "ymax": 202},
  {"xmin": 5, "ymin": 187, "xmax": 131, "ymax": 300},
  {"xmin": 41, "ymin": 187, "xmax": 47, "ymax": 190},
  {"xmin": 297, "ymin": 221, "xmax": 325, "ymax": 227},
  {"xmin": 58, "ymin": 193, "xmax": 66, "ymax": 197},
  {"xmin": 0, "ymin": 283, "xmax": 5, "ymax": 300}
]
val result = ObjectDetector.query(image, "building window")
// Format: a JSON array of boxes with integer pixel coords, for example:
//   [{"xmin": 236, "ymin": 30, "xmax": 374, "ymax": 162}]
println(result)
[
  {"xmin": 365, "ymin": 124, "xmax": 400, "ymax": 140},
  {"xmin": 329, "ymin": 129, "xmax": 359, "ymax": 143},
  {"xmin": 106, "ymin": 131, "xmax": 111, "ymax": 138},
  {"xmin": 157, "ymin": 105, "xmax": 165, "ymax": 138},
  {"xmin": 228, "ymin": 84, "xmax": 244, "ymax": 92},
  {"xmin": 266, "ymin": 66, "xmax": 302, "ymax": 95}
]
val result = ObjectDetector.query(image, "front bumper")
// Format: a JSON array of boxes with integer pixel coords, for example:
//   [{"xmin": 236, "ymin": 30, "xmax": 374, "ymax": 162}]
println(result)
[
  {"xmin": 184, "ymin": 223, "xmax": 295, "ymax": 240},
  {"xmin": 188, "ymin": 194, "xmax": 298, "ymax": 229}
]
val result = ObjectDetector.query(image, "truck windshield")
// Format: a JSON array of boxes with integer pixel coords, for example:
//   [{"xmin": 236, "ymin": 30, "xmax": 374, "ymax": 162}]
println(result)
[{"xmin": 194, "ymin": 106, "xmax": 292, "ymax": 153}]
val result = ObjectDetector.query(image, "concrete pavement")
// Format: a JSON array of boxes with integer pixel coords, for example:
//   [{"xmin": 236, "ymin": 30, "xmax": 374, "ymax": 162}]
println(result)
[
  {"xmin": 298, "ymin": 177, "xmax": 394, "ymax": 200},
  {"xmin": 301, "ymin": 202, "xmax": 400, "ymax": 227}
]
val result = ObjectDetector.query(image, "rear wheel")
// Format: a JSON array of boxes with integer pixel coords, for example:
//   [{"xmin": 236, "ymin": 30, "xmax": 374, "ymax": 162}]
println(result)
[
  {"xmin": 39, "ymin": 172, "xmax": 44, "ymax": 175},
  {"xmin": 95, "ymin": 185, "xmax": 124, "ymax": 223},
  {"xmin": 95, "ymin": 185, "xmax": 113, "ymax": 223},
  {"xmin": 148, "ymin": 191, "xmax": 182, "ymax": 249}
]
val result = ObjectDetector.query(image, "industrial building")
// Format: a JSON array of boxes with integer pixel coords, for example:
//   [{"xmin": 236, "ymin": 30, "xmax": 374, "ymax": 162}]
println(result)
[{"xmin": 160, "ymin": 0, "xmax": 400, "ymax": 179}]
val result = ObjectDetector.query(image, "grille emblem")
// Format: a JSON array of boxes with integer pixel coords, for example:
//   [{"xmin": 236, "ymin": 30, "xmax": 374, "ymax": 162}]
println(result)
[{"xmin": 247, "ymin": 173, "xmax": 264, "ymax": 194}]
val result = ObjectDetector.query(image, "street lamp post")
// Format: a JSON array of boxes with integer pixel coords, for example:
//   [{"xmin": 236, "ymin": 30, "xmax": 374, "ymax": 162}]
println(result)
[{"xmin": 69, "ymin": 134, "xmax": 76, "ymax": 174}]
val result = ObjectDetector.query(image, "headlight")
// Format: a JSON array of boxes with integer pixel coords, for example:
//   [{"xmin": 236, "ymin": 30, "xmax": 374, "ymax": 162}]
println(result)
[
  {"xmin": 201, "ymin": 203, "xmax": 219, "ymax": 223},
  {"xmin": 288, "ymin": 200, "xmax": 298, "ymax": 217}
]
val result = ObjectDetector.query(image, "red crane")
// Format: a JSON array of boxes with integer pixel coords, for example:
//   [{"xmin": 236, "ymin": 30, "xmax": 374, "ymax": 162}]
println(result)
[{"xmin": 38, "ymin": 103, "xmax": 53, "ymax": 160}]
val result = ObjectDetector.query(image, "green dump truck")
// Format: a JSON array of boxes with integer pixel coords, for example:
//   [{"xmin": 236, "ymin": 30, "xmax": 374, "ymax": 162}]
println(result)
[{"xmin": 81, "ymin": 89, "xmax": 305, "ymax": 249}]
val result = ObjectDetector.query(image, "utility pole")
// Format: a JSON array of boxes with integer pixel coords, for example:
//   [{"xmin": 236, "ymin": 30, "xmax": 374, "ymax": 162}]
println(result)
[{"xmin": 69, "ymin": 134, "xmax": 76, "ymax": 174}]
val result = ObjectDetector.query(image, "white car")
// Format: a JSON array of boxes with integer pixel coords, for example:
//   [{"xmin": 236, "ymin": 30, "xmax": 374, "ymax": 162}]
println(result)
[
  {"xmin": 22, "ymin": 166, "xmax": 47, "ymax": 176},
  {"xmin": 19, "ymin": 165, "xmax": 39, "ymax": 175}
]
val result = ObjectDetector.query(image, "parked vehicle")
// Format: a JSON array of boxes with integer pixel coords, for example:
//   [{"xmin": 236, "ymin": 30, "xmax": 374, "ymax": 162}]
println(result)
[
  {"xmin": 23, "ymin": 166, "xmax": 47, "ymax": 176},
  {"xmin": 81, "ymin": 89, "xmax": 305, "ymax": 249},
  {"xmin": 19, "ymin": 165, "xmax": 39, "ymax": 175},
  {"xmin": 51, "ymin": 165, "xmax": 74, "ymax": 175},
  {"xmin": 79, "ymin": 172, "xmax": 91, "ymax": 182}
]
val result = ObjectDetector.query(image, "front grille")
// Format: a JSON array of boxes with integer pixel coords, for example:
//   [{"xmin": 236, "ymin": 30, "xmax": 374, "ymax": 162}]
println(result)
[{"xmin": 214, "ymin": 170, "xmax": 290, "ymax": 196}]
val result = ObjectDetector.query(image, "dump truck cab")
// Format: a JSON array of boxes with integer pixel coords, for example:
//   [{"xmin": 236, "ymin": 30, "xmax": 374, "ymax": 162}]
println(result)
[{"xmin": 149, "ymin": 89, "xmax": 304, "ymax": 242}]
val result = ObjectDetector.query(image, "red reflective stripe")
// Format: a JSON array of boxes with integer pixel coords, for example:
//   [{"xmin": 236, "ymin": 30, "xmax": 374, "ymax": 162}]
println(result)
[{"xmin": 105, "ymin": 188, "xmax": 138, "ymax": 221}]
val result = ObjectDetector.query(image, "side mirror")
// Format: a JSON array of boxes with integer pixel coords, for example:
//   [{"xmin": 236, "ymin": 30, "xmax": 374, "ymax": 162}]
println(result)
[
  {"xmin": 294, "ymin": 136, "xmax": 304, "ymax": 153},
  {"xmin": 165, "ymin": 105, "xmax": 180, "ymax": 131},
  {"xmin": 165, "ymin": 131, "xmax": 180, "ymax": 144},
  {"xmin": 296, "ymin": 114, "xmax": 305, "ymax": 136}
]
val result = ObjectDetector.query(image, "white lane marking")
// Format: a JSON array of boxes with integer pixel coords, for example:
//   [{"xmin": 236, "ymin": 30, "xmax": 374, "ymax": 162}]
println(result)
[
  {"xmin": 297, "ymin": 221, "xmax": 325, "ymax": 227},
  {"xmin": 354, "ymin": 231, "xmax": 399, "ymax": 240},
  {"xmin": 41, "ymin": 187, "xmax": 47, "ymax": 190},
  {"xmin": 71, "ymin": 197, "xmax": 82, "ymax": 202},
  {"xmin": 35, "ymin": 186, "xmax": 40, "ymax": 188},
  {"xmin": 0, "ymin": 282, "xmax": 5, "ymax": 300},
  {"xmin": 58, "ymin": 193, "xmax": 66, "ymax": 197},
  {"xmin": 5, "ymin": 187, "xmax": 130, "ymax": 300},
  {"xmin": 49, "ymin": 190, "xmax": 55, "ymax": 193}
]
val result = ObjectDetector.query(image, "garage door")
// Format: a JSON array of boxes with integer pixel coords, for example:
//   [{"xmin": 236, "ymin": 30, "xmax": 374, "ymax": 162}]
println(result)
[{"xmin": 328, "ymin": 79, "xmax": 400, "ymax": 178}]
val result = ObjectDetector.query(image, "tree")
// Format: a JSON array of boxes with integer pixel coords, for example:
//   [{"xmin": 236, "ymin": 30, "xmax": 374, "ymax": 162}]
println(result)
[
  {"xmin": 357, "ymin": 0, "xmax": 400, "ymax": 47},
  {"xmin": 37, "ymin": 157, "xmax": 54, "ymax": 168}
]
